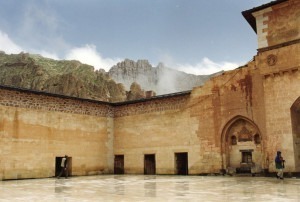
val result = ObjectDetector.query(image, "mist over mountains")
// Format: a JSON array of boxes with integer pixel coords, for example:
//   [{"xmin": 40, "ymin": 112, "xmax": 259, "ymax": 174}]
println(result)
[
  {"xmin": 109, "ymin": 59, "xmax": 217, "ymax": 95},
  {"xmin": 0, "ymin": 52, "xmax": 220, "ymax": 102}
]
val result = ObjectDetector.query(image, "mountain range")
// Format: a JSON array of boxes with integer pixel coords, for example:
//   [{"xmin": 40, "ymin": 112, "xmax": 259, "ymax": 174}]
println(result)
[{"xmin": 0, "ymin": 51, "xmax": 220, "ymax": 102}]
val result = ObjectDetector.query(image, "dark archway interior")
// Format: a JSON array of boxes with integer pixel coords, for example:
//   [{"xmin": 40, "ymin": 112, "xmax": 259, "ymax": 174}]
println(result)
[{"xmin": 291, "ymin": 97, "xmax": 300, "ymax": 171}]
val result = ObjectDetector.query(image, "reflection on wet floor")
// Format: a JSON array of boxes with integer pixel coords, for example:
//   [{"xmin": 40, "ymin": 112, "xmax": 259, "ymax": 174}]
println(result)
[
  {"xmin": 144, "ymin": 176, "xmax": 157, "ymax": 197},
  {"xmin": 0, "ymin": 175, "xmax": 299, "ymax": 201}
]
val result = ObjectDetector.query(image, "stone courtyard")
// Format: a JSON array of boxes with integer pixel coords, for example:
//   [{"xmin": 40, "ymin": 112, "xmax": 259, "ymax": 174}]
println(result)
[{"xmin": 0, "ymin": 175, "xmax": 299, "ymax": 201}]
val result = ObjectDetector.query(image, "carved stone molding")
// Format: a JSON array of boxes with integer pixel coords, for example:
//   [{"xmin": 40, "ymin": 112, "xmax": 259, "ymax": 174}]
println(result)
[{"xmin": 267, "ymin": 54, "xmax": 277, "ymax": 66}]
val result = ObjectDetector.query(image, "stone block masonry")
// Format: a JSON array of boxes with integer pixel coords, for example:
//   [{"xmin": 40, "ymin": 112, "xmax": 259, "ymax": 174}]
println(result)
[{"xmin": 0, "ymin": 87, "xmax": 113, "ymax": 117}]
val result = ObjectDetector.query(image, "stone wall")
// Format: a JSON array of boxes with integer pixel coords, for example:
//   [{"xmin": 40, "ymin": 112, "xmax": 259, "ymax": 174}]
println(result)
[
  {"xmin": 0, "ymin": 88, "xmax": 114, "ymax": 180},
  {"xmin": 113, "ymin": 94, "xmax": 204, "ymax": 174},
  {"xmin": 258, "ymin": 42, "xmax": 300, "ymax": 172},
  {"xmin": 112, "ymin": 63, "xmax": 272, "ymax": 174},
  {"xmin": 266, "ymin": 0, "xmax": 300, "ymax": 47},
  {"xmin": 253, "ymin": 0, "xmax": 300, "ymax": 49},
  {"xmin": 186, "ymin": 63, "xmax": 268, "ymax": 173}
]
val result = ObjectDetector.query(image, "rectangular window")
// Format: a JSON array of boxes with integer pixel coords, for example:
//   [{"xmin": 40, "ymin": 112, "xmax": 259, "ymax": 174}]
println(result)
[{"xmin": 241, "ymin": 152, "xmax": 252, "ymax": 163}]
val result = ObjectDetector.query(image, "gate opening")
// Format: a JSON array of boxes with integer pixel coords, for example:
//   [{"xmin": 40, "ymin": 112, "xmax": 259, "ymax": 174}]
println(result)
[
  {"xmin": 175, "ymin": 152, "xmax": 188, "ymax": 175},
  {"xmin": 114, "ymin": 155, "xmax": 124, "ymax": 174},
  {"xmin": 144, "ymin": 154, "xmax": 156, "ymax": 175},
  {"xmin": 237, "ymin": 150, "xmax": 253, "ymax": 173},
  {"xmin": 55, "ymin": 156, "xmax": 72, "ymax": 177}
]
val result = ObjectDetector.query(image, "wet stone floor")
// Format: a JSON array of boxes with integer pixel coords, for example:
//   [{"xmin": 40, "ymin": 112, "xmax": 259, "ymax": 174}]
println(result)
[{"xmin": 0, "ymin": 175, "xmax": 299, "ymax": 202}]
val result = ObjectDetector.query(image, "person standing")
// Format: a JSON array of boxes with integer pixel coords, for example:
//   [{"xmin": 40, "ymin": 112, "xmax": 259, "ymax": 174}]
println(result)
[
  {"xmin": 275, "ymin": 151, "xmax": 285, "ymax": 179},
  {"xmin": 57, "ymin": 155, "xmax": 68, "ymax": 179}
]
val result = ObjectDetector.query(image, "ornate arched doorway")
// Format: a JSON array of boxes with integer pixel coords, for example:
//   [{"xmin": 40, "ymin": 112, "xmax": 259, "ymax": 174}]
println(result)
[
  {"xmin": 291, "ymin": 97, "xmax": 300, "ymax": 172},
  {"xmin": 221, "ymin": 116, "xmax": 263, "ymax": 173}
]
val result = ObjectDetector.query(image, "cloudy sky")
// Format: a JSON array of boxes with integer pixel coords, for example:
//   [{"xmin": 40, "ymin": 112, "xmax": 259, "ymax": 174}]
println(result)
[{"xmin": 0, "ymin": 0, "xmax": 270, "ymax": 75}]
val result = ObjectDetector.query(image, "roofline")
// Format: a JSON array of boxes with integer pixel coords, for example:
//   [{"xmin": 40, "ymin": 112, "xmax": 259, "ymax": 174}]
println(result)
[
  {"xmin": 0, "ymin": 84, "xmax": 111, "ymax": 105},
  {"xmin": 111, "ymin": 90, "xmax": 192, "ymax": 106},
  {"xmin": 242, "ymin": 0, "xmax": 288, "ymax": 33},
  {"xmin": 0, "ymin": 84, "xmax": 191, "ymax": 106}
]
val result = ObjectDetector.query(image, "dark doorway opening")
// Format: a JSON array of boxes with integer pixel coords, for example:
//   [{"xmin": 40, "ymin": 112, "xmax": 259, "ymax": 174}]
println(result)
[
  {"xmin": 55, "ymin": 156, "xmax": 72, "ymax": 177},
  {"xmin": 241, "ymin": 151, "xmax": 252, "ymax": 164},
  {"xmin": 114, "ymin": 155, "xmax": 124, "ymax": 174},
  {"xmin": 291, "ymin": 98, "xmax": 300, "ymax": 171},
  {"xmin": 144, "ymin": 154, "xmax": 156, "ymax": 175},
  {"xmin": 175, "ymin": 152, "xmax": 188, "ymax": 175},
  {"xmin": 237, "ymin": 150, "xmax": 253, "ymax": 173}
]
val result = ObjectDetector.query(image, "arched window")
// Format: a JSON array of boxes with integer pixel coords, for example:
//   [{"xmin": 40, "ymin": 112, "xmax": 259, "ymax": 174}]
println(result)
[
  {"xmin": 231, "ymin": 135, "xmax": 237, "ymax": 145},
  {"xmin": 254, "ymin": 134, "xmax": 261, "ymax": 144}
]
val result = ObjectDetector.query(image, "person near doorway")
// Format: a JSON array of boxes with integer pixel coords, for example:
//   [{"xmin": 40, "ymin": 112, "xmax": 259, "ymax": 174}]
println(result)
[
  {"xmin": 57, "ymin": 155, "xmax": 68, "ymax": 179},
  {"xmin": 275, "ymin": 151, "xmax": 285, "ymax": 179}
]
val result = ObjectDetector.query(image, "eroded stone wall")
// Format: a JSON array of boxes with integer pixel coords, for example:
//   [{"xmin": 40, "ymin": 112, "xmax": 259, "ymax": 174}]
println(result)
[
  {"xmin": 113, "ymin": 64, "xmax": 268, "ymax": 174},
  {"xmin": 258, "ymin": 43, "xmax": 300, "ymax": 172},
  {"xmin": 187, "ymin": 64, "xmax": 268, "ymax": 173},
  {"xmin": 253, "ymin": 0, "xmax": 300, "ymax": 49}
]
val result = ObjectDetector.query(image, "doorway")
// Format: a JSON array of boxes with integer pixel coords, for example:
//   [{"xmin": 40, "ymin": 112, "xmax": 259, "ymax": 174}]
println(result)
[
  {"xmin": 238, "ymin": 150, "xmax": 253, "ymax": 173},
  {"xmin": 291, "ymin": 97, "xmax": 300, "ymax": 171},
  {"xmin": 175, "ymin": 152, "xmax": 188, "ymax": 175},
  {"xmin": 114, "ymin": 155, "xmax": 124, "ymax": 174},
  {"xmin": 55, "ymin": 156, "xmax": 72, "ymax": 177},
  {"xmin": 144, "ymin": 154, "xmax": 156, "ymax": 175}
]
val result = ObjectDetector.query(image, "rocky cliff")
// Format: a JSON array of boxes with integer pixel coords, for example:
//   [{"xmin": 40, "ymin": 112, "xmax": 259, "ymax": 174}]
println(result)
[
  {"xmin": 108, "ymin": 59, "xmax": 215, "ymax": 95},
  {"xmin": 0, "ymin": 52, "xmax": 218, "ymax": 102},
  {"xmin": 0, "ymin": 52, "xmax": 128, "ymax": 102}
]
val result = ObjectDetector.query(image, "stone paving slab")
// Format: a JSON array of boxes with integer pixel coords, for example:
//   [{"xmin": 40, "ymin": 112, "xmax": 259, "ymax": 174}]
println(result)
[{"xmin": 0, "ymin": 175, "xmax": 299, "ymax": 202}]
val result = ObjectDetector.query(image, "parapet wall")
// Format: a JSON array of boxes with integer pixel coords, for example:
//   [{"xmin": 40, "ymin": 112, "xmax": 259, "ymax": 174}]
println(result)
[{"xmin": 0, "ymin": 87, "xmax": 113, "ymax": 117}]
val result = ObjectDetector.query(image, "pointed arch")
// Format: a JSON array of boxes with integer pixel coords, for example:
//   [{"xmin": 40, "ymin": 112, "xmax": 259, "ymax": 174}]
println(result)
[
  {"xmin": 220, "ymin": 115, "xmax": 264, "ymax": 172},
  {"xmin": 291, "ymin": 96, "xmax": 300, "ymax": 171}
]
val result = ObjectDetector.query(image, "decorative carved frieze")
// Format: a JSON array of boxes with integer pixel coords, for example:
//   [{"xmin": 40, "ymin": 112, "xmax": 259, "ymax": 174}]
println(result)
[{"xmin": 238, "ymin": 126, "xmax": 253, "ymax": 142}]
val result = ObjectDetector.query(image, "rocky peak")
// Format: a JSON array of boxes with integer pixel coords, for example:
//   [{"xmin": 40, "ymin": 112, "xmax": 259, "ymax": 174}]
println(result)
[
  {"xmin": 158, "ymin": 62, "xmax": 168, "ymax": 69},
  {"xmin": 109, "ymin": 59, "xmax": 214, "ymax": 95},
  {"xmin": 111, "ymin": 59, "xmax": 153, "ymax": 72}
]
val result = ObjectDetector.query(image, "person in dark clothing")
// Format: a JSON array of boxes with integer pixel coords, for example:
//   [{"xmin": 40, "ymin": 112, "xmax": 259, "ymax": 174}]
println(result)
[
  {"xmin": 57, "ymin": 155, "xmax": 68, "ymax": 179},
  {"xmin": 275, "ymin": 151, "xmax": 285, "ymax": 179}
]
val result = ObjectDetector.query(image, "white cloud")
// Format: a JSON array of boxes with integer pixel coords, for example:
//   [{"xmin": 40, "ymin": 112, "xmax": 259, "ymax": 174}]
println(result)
[
  {"xmin": 0, "ymin": 30, "xmax": 240, "ymax": 75},
  {"xmin": 0, "ymin": 30, "xmax": 23, "ymax": 54},
  {"xmin": 0, "ymin": 30, "xmax": 60, "ymax": 60},
  {"xmin": 0, "ymin": 30, "xmax": 121, "ymax": 70},
  {"xmin": 170, "ymin": 57, "xmax": 242, "ymax": 75},
  {"xmin": 158, "ymin": 52, "xmax": 242, "ymax": 75},
  {"xmin": 65, "ymin": 44, "xmax": 122, "ymax": 71}
]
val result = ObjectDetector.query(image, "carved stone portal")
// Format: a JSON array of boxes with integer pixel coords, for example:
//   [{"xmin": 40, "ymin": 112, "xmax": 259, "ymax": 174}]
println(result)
[
  {"xmin": 238, "ymin": 126, "xmax": 253, "ymax": 142},
  {"xmin": 227, "ymin": 119, "xmax": 257, "ymax": 143}
]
